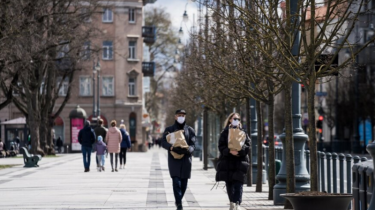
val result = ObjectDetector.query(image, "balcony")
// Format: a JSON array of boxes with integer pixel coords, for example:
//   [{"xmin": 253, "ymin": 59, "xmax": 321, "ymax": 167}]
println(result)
[
  {"xmin": 142, "ymin": 62, "xmax": 155, "ymax": 77},
  {"xmin": 142, "ymin": 26, "xmax": 156, "ymax": 45},
  {"xmin": 143, "ymin": 0, "xmax": 157, "ymax": 5}
]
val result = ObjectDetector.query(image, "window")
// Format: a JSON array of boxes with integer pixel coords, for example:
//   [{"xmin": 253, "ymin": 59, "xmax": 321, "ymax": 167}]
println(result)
[
  {"xmin": 79, "ymin": 77, "xmax": 92, "ymax": 96},
  {"xmin": 81, "ymin": 8, "xmax": 91, "ymax": 22},
  {"xmin": 129, "ymin": 41, "xmax": 136, "ymax": 59},
  {"xmin": 58, "ymin": 78, "xmax": 69, "ymax": 96},
  {"xmin": 13, "ymin": 82, "xmax": 24, "ymax": 96},
  {"xmin": 102, "ymin": 8, "xmax": 113, "ymax": 22},
  {"xmin": 102, "ymin": 41, "xmax": 113, "ymax": 60},
  {"xmin": 57, "ymin": 43, "xmax": 69, "ymax": 59},
  {"xmin": 102, "ymin": 77, "xmax": 114, "ymax": 96},
  {"xmin": 128, "ymin": 78, "xmax": 136, "ymax": 96},
  {"xmin": 82, "ymin": 41, "xmax": 90, "ymax": 60},
  {"xmin": 129, "ymin": 8, "xmax": 135, "ymax": 23}
]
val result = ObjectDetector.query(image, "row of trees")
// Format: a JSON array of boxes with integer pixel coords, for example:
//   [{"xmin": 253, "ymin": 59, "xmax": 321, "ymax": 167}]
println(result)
[
  {"xmin": 0, "ymin": 0, "xmax": 101, "ymax": 155},
  {"xmin": 165, "ymin": 0, "xmax": 374, "ymax": 208}
]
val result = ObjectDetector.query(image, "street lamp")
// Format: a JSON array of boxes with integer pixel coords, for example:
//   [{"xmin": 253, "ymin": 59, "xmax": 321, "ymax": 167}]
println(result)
[
  {"xmin": 183, "ymin": 10, "xmax": 189, "ymax": 22},
  {"xmin": 92, "ymin": 58, "xmax": 101, "ymax": 126},
  {"xmin": 95, "ymin": 58, "xmax": 101, "ymax": 119},
  {"xmin": 92, "ymin": 61, "xmax": 97, "ymax": 123},
  {"xmin": 178, "ymin": 27, "xmax": 184, "ymax": 37}
]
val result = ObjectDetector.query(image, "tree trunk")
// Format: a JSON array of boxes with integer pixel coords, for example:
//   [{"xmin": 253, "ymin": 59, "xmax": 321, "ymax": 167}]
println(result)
[
  {"xmin": 246, "ymin": 97, "xmax": 252, "ymax": 186},
  {"xmin": 28, "ymin": 91, "xmax": 44, "ymax": 156},
  {"xmin": 284, "ymin": 81, "xmax": 295, "ymax": 209},
  {"xmin": 256, "ymin": 100, "xmax": 263, "ymax": 192},
  {"xmin": 268, "ymin": 93, "xmax": 275, "ymax": 200},
  {"xmin": 307, "ymin": 76, "xmax": 318, "ymax": 191}
]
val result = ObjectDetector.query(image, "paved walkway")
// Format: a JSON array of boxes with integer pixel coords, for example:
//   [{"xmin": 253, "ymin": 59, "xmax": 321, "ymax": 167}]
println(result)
[{"xmin": 0, "ymin": 148, "xmax": 284, "ymax": 210}]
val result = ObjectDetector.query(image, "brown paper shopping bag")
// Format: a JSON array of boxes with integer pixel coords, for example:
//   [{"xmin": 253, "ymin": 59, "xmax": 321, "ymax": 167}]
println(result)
[
  {"xmin": 166, "ymin": 130, "xmax": 189, "ymax": 159},
  {"xmin": 228, "ymin": 128, "xmax": 246, "ymax": 151}
]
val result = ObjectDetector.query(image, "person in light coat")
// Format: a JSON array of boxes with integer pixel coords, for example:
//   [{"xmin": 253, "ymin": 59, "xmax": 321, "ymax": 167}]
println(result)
[{"xmin": 105, "ymin": 120, "xmax": 122, "ymax": 172}]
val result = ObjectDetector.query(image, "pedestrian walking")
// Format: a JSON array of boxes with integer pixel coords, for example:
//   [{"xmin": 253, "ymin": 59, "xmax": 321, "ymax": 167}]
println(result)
[
  {"xmin": 119, "ymin": 124, "xmax": 131, "ymax": 169},
  {"xmin": 56, "ymin": 136, "xmax": 63, "ymax": 153},
  {"xmin": 78, "ymin": 120, "xmax": 96, "ymax": 172},
  {"xmin": 105, "ymin": 120, "xmax": 122, "ymax": 172},
  {"xmin": 215, "ymin": 113, "xmax": 250, "ymax": 210},
  {"xmin": 94, "ymin": 119, "xmax": 108, "ymax": 168},
  {"xmin": 0, "ymin": 139, "xmax": 5, "ymax": 157},
  {"xmin": 162, "ymin": 109, "xmax": 196, "ymax": 210},
  {"xmin": 95, "ymin": 135, "xmax": 107, "ymax": 172}
]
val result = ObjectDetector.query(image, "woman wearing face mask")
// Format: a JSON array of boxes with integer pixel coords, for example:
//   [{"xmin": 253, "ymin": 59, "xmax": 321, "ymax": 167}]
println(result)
[{"xmin": 216, "ymin": 113, "xmax": 250, "ymax": 210}]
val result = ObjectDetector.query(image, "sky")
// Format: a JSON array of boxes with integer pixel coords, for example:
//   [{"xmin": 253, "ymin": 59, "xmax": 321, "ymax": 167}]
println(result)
[{"xmin": 145, "ymin": 0, "xmax": 200, "ymax": 43}]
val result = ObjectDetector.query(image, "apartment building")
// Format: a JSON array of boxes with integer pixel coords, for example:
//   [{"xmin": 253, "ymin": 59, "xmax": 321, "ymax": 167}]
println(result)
[{"xmin": 0, "ymin": 0, "xmax": 157, "ymax": 152}]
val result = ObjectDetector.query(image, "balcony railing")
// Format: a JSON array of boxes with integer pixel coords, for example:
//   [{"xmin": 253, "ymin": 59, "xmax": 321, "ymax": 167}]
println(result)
[
  {"xmin": 142, "ymin": 62, "xmax": 155, "ymax": 77},
  {"xmin": 142, "ymin": 26, "xmax": 156, "ymax": 45},
  {"xmin": 143, "ymin": 0, "xmax": 157, "ymax": 5}
]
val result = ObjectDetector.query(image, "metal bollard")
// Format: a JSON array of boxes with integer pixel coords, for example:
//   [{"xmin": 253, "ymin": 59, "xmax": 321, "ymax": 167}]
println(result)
[
  {"xmin": 358, "ymin": 163, "xmax": 369, "ymax": 210},
  {"xmin": 361, "ymin": 157, "xmax": 368, "ymax": 162},
  {"xmin": 346, "ymin": 154, "xmax": 352, "ymax": 210},
  {"xmin": 366, "ymin": 166, "xmax": 374, "ymax": 209},
  {"xmin": 321, "ymin": 152, "xmax": 326, "ymax": 192},
  {"xmin": 352, "ymin": 163, "xmax": 360, "ymax": 210},
  {"xmin": 326, "ymin": 153, "xmax": 332, "ymax": 193},
  {"xmin": 339, "ymin": 153, "xmax": 345, "ymax": 194},
  {"xmin": 306, "ymin": 150, "xmax": 310, "ymax": 173},
  {"xmin": 265, "ymin": 146, "xmax": 269, "ymax": 179},
  {"xmin": 354, "ymin": 156, "xmax": 361, "ymax": 164},
  {"xmin": 318, "ymin": 151, "xmax": 322, "ymax": 191},
  {"xmin": 332, "ymin": 153, "xmax": 338, "ymax": 193}
]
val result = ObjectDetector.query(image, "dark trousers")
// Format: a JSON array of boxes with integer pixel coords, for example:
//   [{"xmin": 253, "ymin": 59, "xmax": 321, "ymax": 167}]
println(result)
[
  {"xmin": 172, "ymin": 176, "xmax": 188, "ymax": 205},
  {"xmin": 119, "ymin": 148, "xmax": 127, "ymax": 165},
  {"xmin": 225, "ymin": 180, "xmax": 243, "ymax": 204},
  {"xmin": 81, "ymin": 146, "xmax": 92, "ymax": 169},
  {"xmin": 110, "ymin": 153, "xmax": 118, "ymax": 169}
]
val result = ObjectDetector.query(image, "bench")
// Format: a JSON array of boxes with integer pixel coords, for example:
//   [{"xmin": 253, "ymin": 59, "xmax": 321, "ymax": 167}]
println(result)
[{"xmin": 21, "ymin": 147, "xmax": 42, "ymax": 167}]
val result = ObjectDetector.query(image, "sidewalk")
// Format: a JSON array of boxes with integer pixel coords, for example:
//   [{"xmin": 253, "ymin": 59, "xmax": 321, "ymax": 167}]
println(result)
[{"xmin": 0, "ymin": 148, "xmax": 284, "ymax": 210}]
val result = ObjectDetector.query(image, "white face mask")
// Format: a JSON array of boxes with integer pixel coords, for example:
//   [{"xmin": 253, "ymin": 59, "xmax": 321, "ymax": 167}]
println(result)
[
  {"xmin": 231, "ymin": 119, "xmax": 240, "ymax": 127},
  {"xmin": 177, "ymin": 116, "xmax": 185, "ymax": 124}
]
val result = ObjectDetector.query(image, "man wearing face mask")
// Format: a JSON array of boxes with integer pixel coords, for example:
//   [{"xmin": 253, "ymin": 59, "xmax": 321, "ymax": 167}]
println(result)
[{"xmin": 162, "ymin": 109, "xmax": 196, "ymax": 210}]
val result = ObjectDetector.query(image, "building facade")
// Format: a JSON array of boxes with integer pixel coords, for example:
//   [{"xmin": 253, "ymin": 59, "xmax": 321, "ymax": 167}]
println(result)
[{"xmin": 0, "ymin": 0, "xmax": 157, "ymax": 152}]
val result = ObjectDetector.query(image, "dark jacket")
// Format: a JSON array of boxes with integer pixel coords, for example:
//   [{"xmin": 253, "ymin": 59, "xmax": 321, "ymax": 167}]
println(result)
[
  {"xmin": 78, "ymin": 125, "xmax": 96, "ymax": 148},
  {"xmin": 94, "ymin": 125, "xmax": 107, "ymax": 142},
  {"xmin": 162, "ymin": 122, "xmax": 196, "ymax": 179},
  {"xmin": 95, "ymin": 140, "xmax": 107, "ymax": 155},
  {"xmin": 215, "ymin": 126, "xmax": 251, "ymax": 183},
  {"xmin": 120, "ymin": 128, "xmax": 131, "ymax": 148}
]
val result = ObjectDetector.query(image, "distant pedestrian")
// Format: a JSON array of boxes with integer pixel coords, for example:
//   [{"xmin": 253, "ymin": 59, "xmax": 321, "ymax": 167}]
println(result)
[
  {"xmin": 95, "ymin": 135, "xmax": 107, "ymax": 172},
  {"xmin": 216, "ymin": 113, "xmax": 250, "ymax": 210},
  {"xmin": 148, "ymin": 135, "xmax": 153, "ymax": 149},
  {"xmin": 94, "ymin": 119, "xmax": 108, "ymax": 168},
  {"xmin": 56, "ymin": 136, "xmax": 63, "ymax": 153},
  {"xmin": 162, "ymin": 109, "xmax": 196, "ymax": 210},
  {"xmin": 105, "ymin": 120, "xmax": 122, "ymax": 172},
  {"xmin": 78, "ymin": 120, "xmax": 96, "ymax": 172},
  {"xmin": 119, "ymin": 124, "xmax": 131, "ymax": 169},
  {"xmin": 0, "ymin": 139, "xmax": 5, "ymax": 157}
]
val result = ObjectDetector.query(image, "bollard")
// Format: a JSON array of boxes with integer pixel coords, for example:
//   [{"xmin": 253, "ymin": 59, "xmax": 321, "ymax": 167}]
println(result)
[
  {"xmin": 305, "ymin": 150, "xmax": 310, "ymax": 173},
  {"xmin": 265, "ymin": 146, "xmax": 269, "ymax": 180},
  {"xmin": 353, "ymin": 163, "xmax": 360, "ymax": 210},
  {"xmin": 332, "ymin": 153, "xmax": 338, "ymax": 193},
  {"xmin": 318, "ymin": 151, "xmax": 322, "ymax": 191},
  {"xmin": 321, "ymin": 152, "xmax": 326, "ymax": 192},
  {"xmin": 358, "ymin": 163, "xmax": 368, "ymax": 210},
  {"xmin": 354, "ymin": 156, "xmax": 361, "ymax": 164},
  {"xmin": 366, "ymin": 141, "xmax": 375, "ymax": 210},
  {"xmin": 326, "ymin": 153, "xmax": 332, "ymax": 193},
  {"xmin": 275, "ymin": 159, "xmax": 282, "ymax": 184},
  {"xmin": 361, "ymin": 157, "xmax": 368, "ymax": 162},
  {"xmin": 339, "ymin": 153, "xmax": 345, "ymax": 194},
  {"xmin": 366, "ymin": 165, "xmax": 373, "ymax": 209},
  {"xmin": 346, "ymin": 154, "xmax": 352, "ymax": 210}
]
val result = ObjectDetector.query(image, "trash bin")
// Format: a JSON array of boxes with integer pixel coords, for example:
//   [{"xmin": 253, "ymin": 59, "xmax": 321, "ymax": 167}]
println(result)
[
  {"xmin": 366, "ymin": 164, "xmax": 374, "ymax": 209},
  {"xmin": 353, "ymin": 164, "xmax": 360, "ymax": 210}
]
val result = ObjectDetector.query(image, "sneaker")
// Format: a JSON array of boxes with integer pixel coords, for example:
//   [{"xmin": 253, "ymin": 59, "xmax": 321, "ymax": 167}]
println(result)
[
  {"xmin": 115, "ymin": 169, "xmax": 118, "ymax": 172},
  {"xmin": 235, "ymin": 203, "xmax": 243, "ymax": 210},
  {"xmin": 99, "ymin": 168, "xmax": 102, "ymax": 172},
  {"xmin": 102, "ymin": 166, "xmax": 105, "ymax": 171},
  {"xmin": 84, "ymin": 168, "xmax": 88, "ymax": 172},
  {"xmin": 112, "ymin": 169, "xmax": 114, "ymax": 172},
  {"xmin": 229, "ymin": 202, "xmax": 235, "ymax": 210}
]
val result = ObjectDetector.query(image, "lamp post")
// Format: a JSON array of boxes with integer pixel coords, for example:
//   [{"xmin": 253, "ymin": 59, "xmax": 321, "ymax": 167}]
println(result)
[
  {"xmin": 92, "ymin": 61, "xmax": 96, "ymax": 124},
  {"xmin": 95, "ymin": 59, "xmax": 101, "ymax": 119}
]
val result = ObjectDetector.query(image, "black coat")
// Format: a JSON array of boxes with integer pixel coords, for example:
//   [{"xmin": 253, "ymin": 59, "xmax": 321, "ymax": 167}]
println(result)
[
  {"xmin": 94, "ymin": 126, "xmax": 107, "ymax": 142},
  {"xmin": 215, "ymin": 126, "xmax": 251, "ymax": 183},
  {"xmin": 162, "ymin": 122, "xmax": 196, "ymax": 179},
  {"xmin": 78, "ymin": 126, "xmax": 96, "ymax": 148}
]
